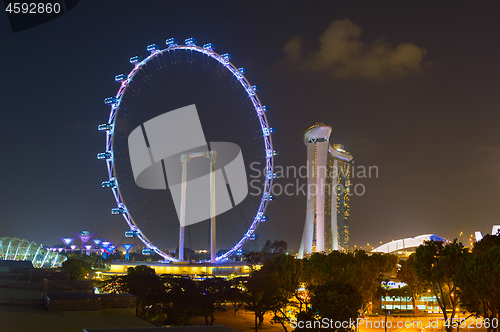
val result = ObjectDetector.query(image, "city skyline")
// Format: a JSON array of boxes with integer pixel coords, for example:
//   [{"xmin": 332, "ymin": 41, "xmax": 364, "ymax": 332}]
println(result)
[{"xmin": 1, "ymin": 1, "xmax": 500, "ymax": 252}]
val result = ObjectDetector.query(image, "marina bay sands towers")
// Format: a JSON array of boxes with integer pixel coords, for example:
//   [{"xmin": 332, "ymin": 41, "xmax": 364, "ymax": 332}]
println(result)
[{"xmin": 298, "ymin": 123, "xmax": 353, "ymax": 258}]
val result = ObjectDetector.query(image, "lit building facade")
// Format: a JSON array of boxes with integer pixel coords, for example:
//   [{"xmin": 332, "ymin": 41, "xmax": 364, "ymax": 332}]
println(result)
[{"xmin": 298, "ymin": 124, "xmax": 353, "ymax": 258}]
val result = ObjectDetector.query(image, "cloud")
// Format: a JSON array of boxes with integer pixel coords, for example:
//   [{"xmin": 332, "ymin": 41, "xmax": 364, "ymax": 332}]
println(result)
[{"xmin": 283, "ymin": 19, "xmax": 427, "ymax": 80}]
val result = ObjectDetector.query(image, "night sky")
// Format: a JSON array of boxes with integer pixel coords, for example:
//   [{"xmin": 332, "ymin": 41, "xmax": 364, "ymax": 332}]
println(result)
[{"xmin": 1, "ymin": 1, "xmax": 500, "ymax": 253}]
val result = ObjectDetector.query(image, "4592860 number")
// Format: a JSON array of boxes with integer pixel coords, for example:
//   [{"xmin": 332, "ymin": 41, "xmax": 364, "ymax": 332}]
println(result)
[{"xmin": 5, "ymin": 2, "xmax": 61, "ymax": 14}]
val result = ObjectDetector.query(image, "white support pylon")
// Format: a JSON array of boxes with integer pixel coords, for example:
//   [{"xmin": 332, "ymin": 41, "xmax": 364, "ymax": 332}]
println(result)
[{"xmin": 209, "ymin": 151, "xmax": 217, "ymax": 264}]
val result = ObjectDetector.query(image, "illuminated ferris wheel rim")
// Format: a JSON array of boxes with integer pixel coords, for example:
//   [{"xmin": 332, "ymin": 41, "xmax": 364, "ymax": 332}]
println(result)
[{"xmin": 99, "ymin": 38, "xmax": 276, "ymax": 263}]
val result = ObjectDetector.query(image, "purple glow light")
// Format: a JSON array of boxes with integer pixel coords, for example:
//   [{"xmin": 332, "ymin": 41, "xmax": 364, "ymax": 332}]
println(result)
[
  {"xmin": 102, "ymin": 39, "xmax": 275, "ymax": 263},
  {"xmin": 74, "ymin": 232, "xmax": 96, "ymax": 245},
  {"xmin": 58, "ymin": 237, "xmax": 75, "ymax": 246}
]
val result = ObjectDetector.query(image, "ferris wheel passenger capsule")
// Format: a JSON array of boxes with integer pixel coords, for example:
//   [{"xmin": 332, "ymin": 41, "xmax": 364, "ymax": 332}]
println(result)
[
  {"xmin": 104, "ymin": 97, "xmax": 118, "ymax": 105},
  {"xmin": 203, "ymin": 43, "xmax": 215, "ymax": 50},
  {"xmin": 166, "ymin": 38, "xmax": 178, "ymax": 47},
  {"xmin": 221, "ymin": 53, "xmax": 232, "ymax": 60},
  {"xmin": 97, "ymin": 123, "xmax": 113, "ymax": 131},
  {"xmin": 252, "ymin": 85, "xmax": 259, "ymax": 91},
  {"xmin": 115, "ymin": 74, "xmax": 128, "ymax": 82},
  {"xmin": 257, "ymin": 105, "xmax": 268, "ymax": 116},
  {"xmin": 125, "ymin": 230, "xmax": 138, "ymax": 238},
  {"xmin": 147, "ymin": 44, "xmax": 159, "ymax": 52},
  {"xmin": 184, "ymin": 37, "xmax": 197, "ymax": 46},
  {"xmin": 238, "ymin": 67, "xmax": 247, "ymax": 74},
  {"xmin": 129, "ymin": 56, "xmax": 142, "ymax": 64},
  {"xmin": 97, "ymin": 152, "xmax": 112, "ymax": 160},
  {"xmin": 263, "ymin": 192, "xmax": 275, "ymax": 201},
  {"xmin": 266, "ymin": 149, "xmax": 278, "ymax": 157},
  {"xmin": 142, "ymin": 248, "xmax": 152, "ymax": 255},
  {"xmin": 249, "ymin": 234, "xmax": 259, "ymax": 240},
  {"xmin": 266, "ymin": 171, "xmax": 277, "ymax": 179},
  {"xmin": 101, "ymin": 179, "xmax": 116, "ymax": 188},
  {"xmin": 111, "ymin": 207, "xmax": 125, "ymax": 215}
]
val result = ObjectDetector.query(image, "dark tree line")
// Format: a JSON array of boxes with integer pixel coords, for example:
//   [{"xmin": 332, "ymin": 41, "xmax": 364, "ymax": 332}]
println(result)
[{"xmin": 95, "ymin": 250, "xmax": 397, "ymax": 331}]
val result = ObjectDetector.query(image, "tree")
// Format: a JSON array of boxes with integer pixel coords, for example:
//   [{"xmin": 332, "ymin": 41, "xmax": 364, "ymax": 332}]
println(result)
[
  {"xmin": 61, "ymin": 258, "xmax": 91, "ymax": 280},
  {"xmin": 261, "ymin": 254, "xmax": 304, "ymax": 331},
  {"xmin": 415, "ymin": 240, "xmax": 468, "ymax": 332},
  {"xmin": 398, "ymin": 254, "xmax": 427, "ymax": 316},
  {"xmin": 122, "ymin": 266, "xmax": 166, "ymax": 322},
  {"xmin": 457, "ymin": 235, "xmax": 500, "ymax": 332},
  {"xmin": 197, "ymin": 278, "xmax": 229, "ymax": 325},
  {"xmin": 162, "ymin": 275, "xmax": 200, "ymax": 326},
  {"xmin": 307, "ymin": 281, "xmax": 363, "ymax": 332},
  {"xmin": 243, "ymin": 251, "xmax": 264, "ymax": 270},
  {"xmin": 244, "ymin": 266, "xmax": 285, "ymax": 331},
  {"xmin": 226, "ymin": 277, "xmax": 247, "ymax": 316},
  {"xmin": 302, "ymin": 250, "xmax": 397, "ymax": 315}
]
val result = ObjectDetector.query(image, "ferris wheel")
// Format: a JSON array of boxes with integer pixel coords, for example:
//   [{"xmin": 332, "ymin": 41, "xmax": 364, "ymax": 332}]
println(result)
[{"xmin": 97, "ymin": 38, "xmax": 276, "ymax": 263}]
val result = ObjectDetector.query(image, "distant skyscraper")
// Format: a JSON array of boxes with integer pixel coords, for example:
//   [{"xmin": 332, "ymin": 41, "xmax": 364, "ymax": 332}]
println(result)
[{"xmin": 298, "ymin": 124, "xmax": 353, "ymax": 258}]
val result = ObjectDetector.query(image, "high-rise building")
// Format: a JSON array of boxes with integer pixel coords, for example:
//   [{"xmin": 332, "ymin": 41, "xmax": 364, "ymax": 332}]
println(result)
[{"xmin": 298, "ymin": 123, "xmax": 353, "ymax": 258}]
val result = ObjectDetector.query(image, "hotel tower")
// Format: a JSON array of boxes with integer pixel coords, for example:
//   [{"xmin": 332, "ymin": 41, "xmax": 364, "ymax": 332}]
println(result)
[{"xmin": 298, "ymin": 123, "xmax": 353, "ymax": 258}]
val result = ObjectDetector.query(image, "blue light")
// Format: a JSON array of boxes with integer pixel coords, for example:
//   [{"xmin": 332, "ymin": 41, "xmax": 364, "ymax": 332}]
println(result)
[
  {"xmin": 111, "ymin": 207, "xmax": 125, "ymax": 215},
  {"xmin": 238, "ymin": 67, "xmax": 247, "ymax": 74},
  {"xmin": 266, "ymin": 171, "xmax": 277, "ymax": 179},
  {"xmin": 221, "ymin": 53, "xmax": 231, "ymax": 60},
  {"xmin": 257, "ymin": 105, "xmax": 268, "ymax": 116},
  {"xmin": 104, "ymin": 97, "xmax": 118, "ymax": 105},
  {"xmin": 101, "ymin": 179, "xmax": 116, "ymax": 188},
  {"xmin": 165, "ymin": 38, "xmax": 178, "ymax": 47},
  {"xmin": 115, "ymin": 74, "xmax": 128, "ymax": 82},
  {"xmin": 203, "ymin": 43, "xmax": 215, "ymax": 50},
  {"xmin": 270, "ymin": 127, "xmax": 276, "ymax": 133},
  {"xmin": 266, "ymin": 149, "xmax": 278, "ymax": 157},
  {"xmin": 261, "ymin": 216, "xmax": 268, "ymax": 222},
  {"xmin": 263, "ymin": 192, "xmax": 275, "ymax": 201},
  {"xmin": 142, "ymin": 248, "xmax": 152, "ymax": 255},
  {"xmin": 129, "ymin": 55, "xmax": 142, "ymax": 64},
  {"xmin": 147, "ymin": 44, "xmax": 159, "ymax": 52},
  {"xmin": 246, "ymin": 86, "xmax": 255, "ymax": 96},
  {"xmin": 97, "ymin": 152, "xmax": 112, "ymax": 160},
  {"xmin": 97, "ymin": 123, "xmax": 113, "ymax": 131},
  {"xmin": 184, "ymin": 37, "xmax": 197, "ymax": 46},
  {"xmin": 262, "ymin": 128, "xmax": 270, "ymax": 136},
  {"xmin": 125, "ymin": 230, "xmax": 137, "ymax": 238},
  {"xmin": 249, "ymin": 234, "xmax": 259, "ymax": 240},
  {"xmin": 252, "ymin": 85, "xmax": 259, "ymax": 91}
]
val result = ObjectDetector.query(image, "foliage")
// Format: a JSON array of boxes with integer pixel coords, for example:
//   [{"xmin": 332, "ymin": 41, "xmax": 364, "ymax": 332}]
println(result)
[
  {"xmin": 457, "ymin": 234, "xmax": 500, "ymax": 332},
  {"xmin": 261, "ymin": 239, "xmax": 288, "ymax": 261},
  {"xmin": 414, "ymin": 240, "xmax": 468, "ymax": 332},
  {"xmin": 162, "ymin": 275, "xmax": 200, "ymax": 326},
  {"xmin": 261, "ymin": 255, "xmax": 304, "ymax": 331},
  {"xmin": 61, "ymin": 258, "xmax": 91, "ymax": 280},
  {"xmin": 244, "ymin": 265, "xmax": 286, "ymax": 331},
  {"xmin": 397, "ymin": 254, "xmax": 427, "ymax": 316},
  {"xmin": 197, "ymin": 278, "xmax": 229, "ymax": 325},
  {"xmin": 302, "ymin": 250, "xmax": 397, "ymax": 314},
  {"xmin": 225, "ymin": 277, "xmax": 247, "ymax": 316},
  {"xmin": 299, "ymin": 281, "xmax": 363, "ymax": 332},
  {"xmin": 243, "ymin": 251, "xmax": 264, "ymax": 269}
]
